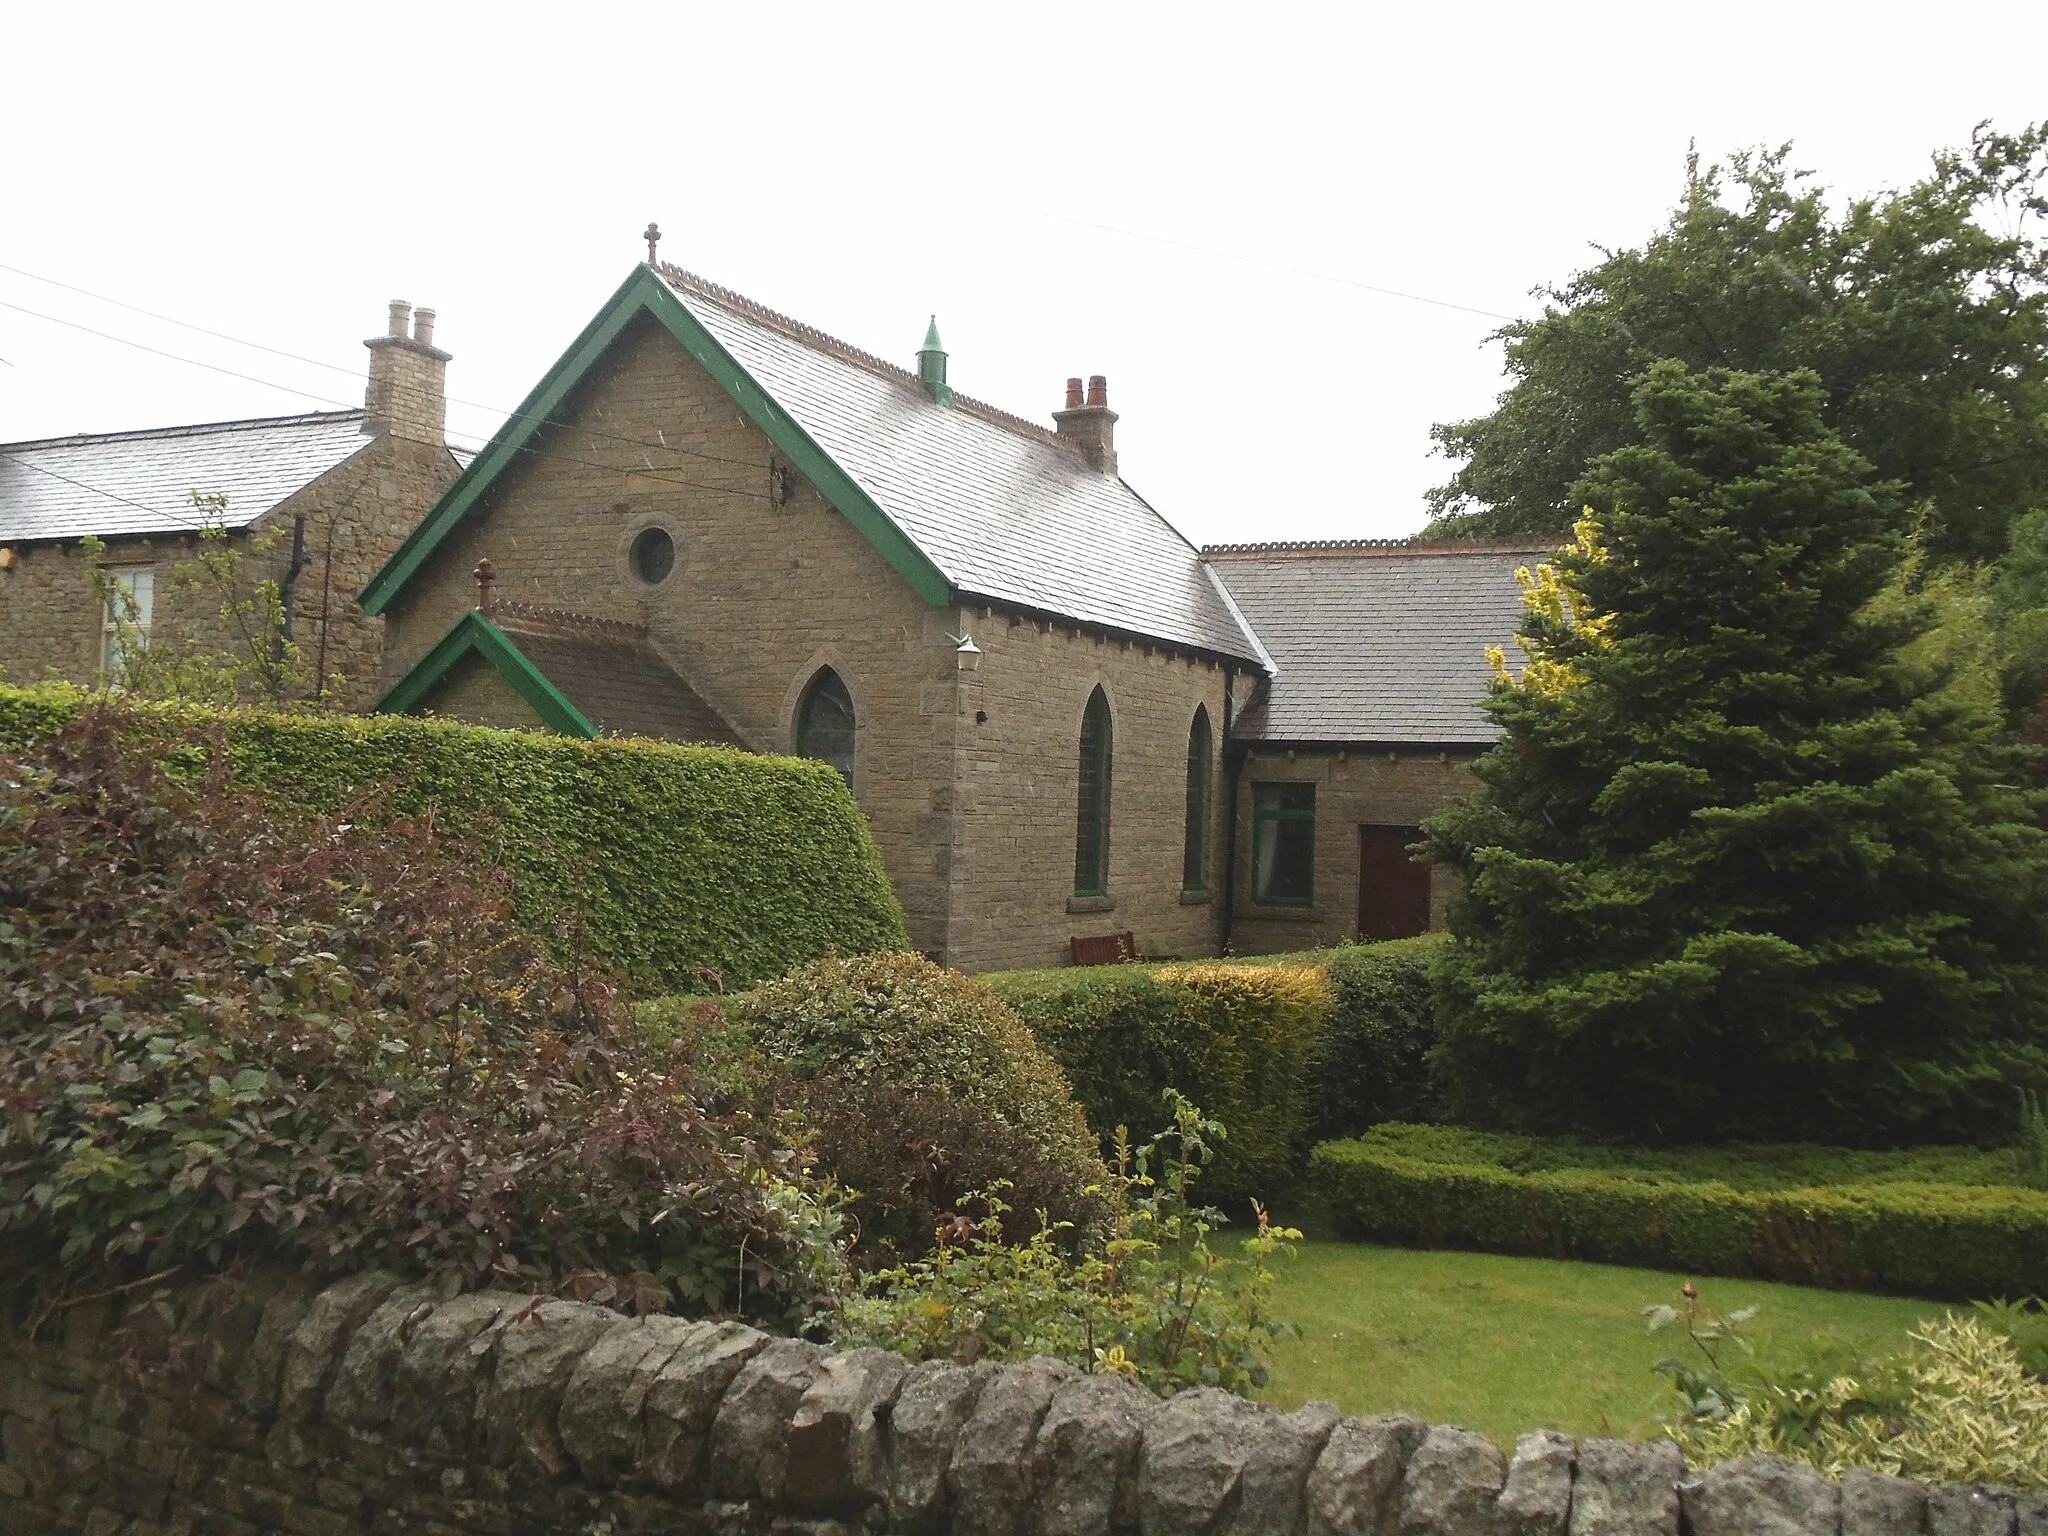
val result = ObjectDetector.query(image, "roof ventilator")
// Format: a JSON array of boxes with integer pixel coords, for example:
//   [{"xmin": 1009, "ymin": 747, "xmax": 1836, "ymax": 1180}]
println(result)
[{"xmin": 917, "ymin": 316, "xmax": 953, "ymax": 407}]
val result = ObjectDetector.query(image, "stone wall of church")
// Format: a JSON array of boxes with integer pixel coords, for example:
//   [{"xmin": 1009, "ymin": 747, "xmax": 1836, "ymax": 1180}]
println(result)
[
  {"xmin": 419, "ymin": 648, "xmax": 549, "ymax": 731},
  {"xmin": 0, "ymin": 433, "xmax": 456, "ymax": 711},
  {"xmin": 380, "ymin": 313, "xmax": 964, "ymax": 959},
  {"xmin": 947, "ymin": 611, "xmax": 1230, "ymax": 972},
  {"xmin": 1227, "ymin": 747, "xmax": 1474, "ymax": 955},
  {"xmin": 377, "ymin": 314, "xmax": 1236, "ymax": 972}
]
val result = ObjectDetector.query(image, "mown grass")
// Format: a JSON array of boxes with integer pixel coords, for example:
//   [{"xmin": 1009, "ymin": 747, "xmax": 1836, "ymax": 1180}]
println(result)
[{"xmin": 1258, "ymin": 1241, "xmax": 1946, "ymax": 1448}]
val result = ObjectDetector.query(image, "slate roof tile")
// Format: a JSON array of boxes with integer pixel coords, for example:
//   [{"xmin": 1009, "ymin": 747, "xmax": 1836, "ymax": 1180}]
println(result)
[
  {"xmin": 492, "ymin": 607, "xmax": 742, "ymax": 746},
  {"xmin": 1207, "ymin": 542, "xmax": 1552, "ymax": 745},
  {"xmin": 0, "ymin": 410, "xmax": 375, "ymax": 543},
  {"xmin": 660, "ymin": 268, "xmax": 1264, "ymax": 664}
]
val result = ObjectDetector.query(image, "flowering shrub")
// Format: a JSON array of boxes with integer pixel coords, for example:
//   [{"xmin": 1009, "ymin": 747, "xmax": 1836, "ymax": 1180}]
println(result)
[
  {"xmin": 0, "ymin": 709, "xmax": 845, "ymax": 1327},
  {"xmin": 833, "ymin": 1093, "xmax": 1298, "ymax": 1397}
]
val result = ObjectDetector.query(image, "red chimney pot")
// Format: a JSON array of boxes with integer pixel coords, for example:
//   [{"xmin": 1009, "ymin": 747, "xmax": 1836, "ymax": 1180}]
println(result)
[
  {"xmin": 1064, "ymin": 377, "xmax": 1085, "ymax": 410},
  {"xmin": 1086, "ymin": 376, "xmax": 1108, "ymax": 408}
]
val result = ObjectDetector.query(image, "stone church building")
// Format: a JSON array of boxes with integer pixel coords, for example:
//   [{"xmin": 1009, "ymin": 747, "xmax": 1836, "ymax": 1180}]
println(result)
[{"xmin": 356, "ymin": 262, "xmax": 1545, "ymax": 971}]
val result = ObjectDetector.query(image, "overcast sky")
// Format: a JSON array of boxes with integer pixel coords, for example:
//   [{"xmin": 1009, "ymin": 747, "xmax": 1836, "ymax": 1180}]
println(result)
[{"xmin": 4, "ymin": 2, "xmax": 2044, "ymax": 548}]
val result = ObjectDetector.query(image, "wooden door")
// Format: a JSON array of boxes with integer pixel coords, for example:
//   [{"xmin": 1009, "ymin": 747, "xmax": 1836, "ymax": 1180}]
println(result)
[{"xmin": 1358, "ymin": 825, "xmax": 1430, "ymax": 941}]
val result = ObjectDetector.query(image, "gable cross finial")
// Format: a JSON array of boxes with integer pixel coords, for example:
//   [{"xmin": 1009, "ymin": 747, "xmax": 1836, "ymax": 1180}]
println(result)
[
  {"xmin": 644, "ymin": 222, "xmax": 662, "ymax": 265},
  {"xmin": 474, "ymin": 557, "xmax": 496, "ymax": 617}
]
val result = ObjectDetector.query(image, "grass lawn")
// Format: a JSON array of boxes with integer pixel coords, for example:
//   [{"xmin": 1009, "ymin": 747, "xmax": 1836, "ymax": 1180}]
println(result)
[{"xmin": 1257, "ymin": 1241, "xmax": 1948, "ymax": 1448}]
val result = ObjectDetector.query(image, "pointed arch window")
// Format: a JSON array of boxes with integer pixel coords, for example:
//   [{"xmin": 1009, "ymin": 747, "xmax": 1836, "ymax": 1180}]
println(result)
[
  {"xmin": 796, "ymin": 667, "xmax": 856, "ymax": 785},
  {"xmin": 1182, "ymin": 705, "xmax": 1212, "ymax": 892},
  {"xmin": 1073, "ymin": 687, "xmax": 1113, "ymax": 897}
]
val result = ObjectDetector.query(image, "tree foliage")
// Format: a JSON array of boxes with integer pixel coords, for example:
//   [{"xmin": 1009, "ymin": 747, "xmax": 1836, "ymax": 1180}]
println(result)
[
  {"xmin": 1425, "ymin": 362, "xmax": 2048, "ymax": 1144},
  {"xmin": 1427, "ymin": 125, "xmax": 2048, "ymax": 564},
  {"xmin": 0, "ymin": 708, "xmax": 847, "ymax": 1325}
]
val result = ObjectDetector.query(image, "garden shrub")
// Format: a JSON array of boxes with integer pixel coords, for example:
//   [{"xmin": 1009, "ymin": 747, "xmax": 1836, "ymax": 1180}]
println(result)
[
  {"xmin": 0, "ymin": 683, "xmax": 907, "ymax": 992},
  {"xmin": 1311, "ymin": 1126, "xmax": 2048, "ymax": 1298},
  {"xmin": 0, "ymin": 708, "xmax": 846, "ymax": 1325},
  {"xmin": 1313, "ymin": 937, "xmax": 1443, "ymax": 1139},
  {"xmin": 1647, "ymin": 1288, "xmax": 2048, "ymax": 1489},
  {"xmin": 833, "ymin": 1094, "xmax": 1299, "ymax": 1397},
  {"xmin": 984, "ymin": 961, "xmax": 1332, "ymax": 1204},
  {"xmin": 693, "ymin": 952, "xmax": 1109, "ymax": 1263}
]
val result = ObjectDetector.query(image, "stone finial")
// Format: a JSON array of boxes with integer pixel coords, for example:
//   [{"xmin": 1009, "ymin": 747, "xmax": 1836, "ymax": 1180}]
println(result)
[
  {"xmin": 474, "ymin": 558, "xmax": 496, "ymax": 616},
  {"xmin": 645, "ymin": 222, "xmax": 662, "ymax": 264}
]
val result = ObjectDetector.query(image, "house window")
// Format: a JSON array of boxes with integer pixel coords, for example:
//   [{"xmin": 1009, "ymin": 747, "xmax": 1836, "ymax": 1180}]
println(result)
[
  {"xmin": 796, "ymin": 667, "xmax": 855, "ymax": 785},
  {"xmin": 1073, "ymin": 686, "xmax": 1113, "ymax": 896},
  {"xmin": 1252, "ymin": 782, "xmax": 1315, "ymax": 905},
  {"xmin": 630, "ymin": 526, "xmax": 676, "ymax": 586},
  {"xmin": 1182, "ymin": 705, "xmax": 1212, "ymax": 891},
  {"xmin": 100, "ymin": 567, "xmax": 154, "ymax": 671}
]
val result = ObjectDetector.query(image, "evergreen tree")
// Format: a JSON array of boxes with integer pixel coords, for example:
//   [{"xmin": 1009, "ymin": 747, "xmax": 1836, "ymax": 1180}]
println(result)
[
  {"xmin": 1425, "ymin": 126, "xmax": 2048, "ymax": 564},
  {"xmin": 1426, "ymin": 362, "xmax": 2048, "ymax": 1145}
]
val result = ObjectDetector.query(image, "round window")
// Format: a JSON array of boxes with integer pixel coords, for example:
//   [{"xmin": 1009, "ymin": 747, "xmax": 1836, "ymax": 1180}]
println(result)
[{"xmin": 630, "ymin": 526, "xmax": 676, "ymax": 586}]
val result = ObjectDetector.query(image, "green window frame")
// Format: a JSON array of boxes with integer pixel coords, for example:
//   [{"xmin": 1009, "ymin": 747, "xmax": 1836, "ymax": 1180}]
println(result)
[
  {"xmin": 1074, "ymin": 686, "xmax": 1113, "ymax": 896},
  {"xmin": 1182, "ymin": 705, "xmax": 1212, "ymax": 892},
  {"xmin": 796, "ymin": 667, "xmax": 856, "ymax": 785},
  {"xmin": 1251, "ymin": 782, "xmax": 1316, "ymax": 906}
]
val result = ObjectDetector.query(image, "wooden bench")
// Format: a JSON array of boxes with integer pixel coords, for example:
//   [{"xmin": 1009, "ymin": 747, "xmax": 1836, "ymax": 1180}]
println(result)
[{"xmin": 1070, "ymin": 931, "xmax": 1138, "ymax": 966}]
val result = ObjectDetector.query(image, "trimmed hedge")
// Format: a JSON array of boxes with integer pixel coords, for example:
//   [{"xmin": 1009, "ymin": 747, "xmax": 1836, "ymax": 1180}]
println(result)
[
  {"xmin": 1313, "ymin": 936, "xmax": 1445, "ymax": 1139},
  {"xmin": 983, "ymin": 961, "xmax": 1332, "ymax": 1203},
  {"xmin": 1311, "ymin": 1126, "xmax": 2048, "ymax": 1299},
  {"xmin": 0, "ymin": 684, "xmax": 907, "ymax": 991}
]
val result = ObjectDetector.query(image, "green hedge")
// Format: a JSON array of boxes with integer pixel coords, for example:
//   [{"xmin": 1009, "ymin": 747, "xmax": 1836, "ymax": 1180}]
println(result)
[
  {"xmin": 983, "ymin": 961, "xmax": 1333, "ymax": 1202},
  {"xmin": 1314, "ymin": 937, "xmax": 1445, "ymax": 1139},
  {"xmin": 1311, "ymin": 1126, "xmax": 2048, "ymax": 1299},
  {"xmin": 0, "ymin": 684, "xmax": 907, "ymax": 991}
]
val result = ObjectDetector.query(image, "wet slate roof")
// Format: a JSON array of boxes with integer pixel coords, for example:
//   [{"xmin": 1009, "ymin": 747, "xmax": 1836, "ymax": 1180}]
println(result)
[
  {"xmin": 661, "ymin": 269, "xmax": 1265, "ymax": 665},
  {"xmin": 0, "ymin": 411, "xmax": 375, "ymax": 544},
  {"xmin": 493, "ymin": 607, "xmax": 742, "ymax": 745},
  {"xmin": 1206, "ymin": 542, "xmax": 1552, "ymax": 745}
]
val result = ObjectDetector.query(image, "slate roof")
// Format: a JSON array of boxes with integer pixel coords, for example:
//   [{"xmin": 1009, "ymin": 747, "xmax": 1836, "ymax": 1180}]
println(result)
[
  {"xmin": 658, "ymin": 268, "xmax": 1265, "ymax": 665},
  {"xmin": 492, "ymin": 607, "xmax": 742, "ymax": 745},
  {"xmin": 1206, "ymin": 541, "xmax": 1553, "ymax": 745},
  {"xmin": 0, "ymin": 410, "xmax": 375, "ymax": 544}
]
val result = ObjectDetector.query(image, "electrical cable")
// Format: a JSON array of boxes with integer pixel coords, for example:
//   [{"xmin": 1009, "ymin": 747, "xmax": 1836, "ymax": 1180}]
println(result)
[
  {"xmin": 0, "ymin": 263, "xmax": 796, "ymax": 475},
  {"xmin": 0, "ymin": 299, "xmax": 780, "ymax": 507}
]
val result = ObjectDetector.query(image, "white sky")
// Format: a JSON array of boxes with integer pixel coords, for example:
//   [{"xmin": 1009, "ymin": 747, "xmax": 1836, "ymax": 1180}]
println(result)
[{"xmin": 3, "ymin": 1, "xmax": 2044, "ymax": 547}]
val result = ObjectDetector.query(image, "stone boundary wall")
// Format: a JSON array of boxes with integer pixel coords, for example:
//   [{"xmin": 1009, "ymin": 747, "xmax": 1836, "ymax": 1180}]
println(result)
[{"xmin": 1, "ymin": 1270, "xmax": 2038, "ymax": 1536}]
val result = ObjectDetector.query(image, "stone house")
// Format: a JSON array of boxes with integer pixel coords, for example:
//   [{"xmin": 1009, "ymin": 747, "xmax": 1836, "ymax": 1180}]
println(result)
[
  {"xmin": 362, "ymin": 261, "xmax": 1543, "ymax": 970},
  {"xmin": 0, "ymin": 301, "xmax": 465, "ymax": 706}
]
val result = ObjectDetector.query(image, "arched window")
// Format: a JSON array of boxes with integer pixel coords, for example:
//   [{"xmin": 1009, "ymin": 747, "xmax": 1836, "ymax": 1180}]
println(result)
[
  {"xmin": 796, "ymin": 667, "xmax": 856, "ymax": 785},
  {"xmin": 1074, "ymin": 687, "xmax": 1113, "ymax": 896},
  {"xmin": 1182, "ymin": 705, "xmax": 1212, "ymax": 892}
]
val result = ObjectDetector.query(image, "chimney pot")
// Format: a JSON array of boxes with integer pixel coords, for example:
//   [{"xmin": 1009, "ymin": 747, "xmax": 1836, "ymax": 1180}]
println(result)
[
  {"xmin": 1064, "ymin": 377, "xmax": 1084, "ymax": 410},
  {"xmin": 1087, "ymin": 375, "xmax": 1108, "ymax": 408},
  {"xmin": 412, "ymin": 308, "xmax": 436, "ymax": 347},
  {"xmin": 1052, "ymin": 372, "xmax": 1119, "ymax": 475},
  {"xmin": 387, "ymin": 300, "xmax": 410, "ymax": 338}
]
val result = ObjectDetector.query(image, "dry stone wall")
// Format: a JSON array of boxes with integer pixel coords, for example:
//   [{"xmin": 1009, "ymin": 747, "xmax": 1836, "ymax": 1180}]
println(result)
[{"xmin": 1, "ymin": 1270, "xmax": 2035, "ymax": 1536}]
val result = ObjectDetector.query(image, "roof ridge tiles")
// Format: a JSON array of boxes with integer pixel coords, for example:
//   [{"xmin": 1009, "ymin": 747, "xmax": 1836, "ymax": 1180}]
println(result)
[
  {"xmin": 655, "ymin": 263, "xmax": 1075, "ymax": 455},
  {"xmin": 1201, "ymin": 537, "xmax": 1561, "ymax": 558},
  {"xmin": 492, "ymin": 602, "xmax": 649, "ymax": 641},
  {"xmin": 0, "ymin": 408, "xmax": 365, "ymax": 454}
]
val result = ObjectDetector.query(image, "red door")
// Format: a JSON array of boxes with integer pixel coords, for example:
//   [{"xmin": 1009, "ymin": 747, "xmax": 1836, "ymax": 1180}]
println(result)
[{"xmin": 1358, "ymin": 825, "xmax": 1430, "ymax": 941}]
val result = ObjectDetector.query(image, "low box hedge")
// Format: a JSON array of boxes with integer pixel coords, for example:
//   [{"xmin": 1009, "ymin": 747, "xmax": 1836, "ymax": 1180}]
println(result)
[
  {"xmin": 1311, "ymin": 1126, "xmax": 2048, "ymax": 1299},
  {"xmin": 0, "ymin": 684, "xmax": 907, "ymax": 992},
  {"xmin": 983, "ymin": 961, "xmax": 1332, "ymax": 1203}
]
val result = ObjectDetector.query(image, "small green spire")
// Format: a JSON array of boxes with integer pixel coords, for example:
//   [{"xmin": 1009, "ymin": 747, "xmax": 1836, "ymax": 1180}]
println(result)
[{"xmin": 918, "ymin": 314, "xmax": 952, "ymax": 406}]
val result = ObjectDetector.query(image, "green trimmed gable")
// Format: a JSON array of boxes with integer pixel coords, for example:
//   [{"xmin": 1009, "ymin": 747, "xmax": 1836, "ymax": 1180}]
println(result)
[
  {"xmin": 358, "ymin": 265, "xmax": 954, "ymax": 618},
  {"xmin": 375, "ymin": 609, "xmax": 596, "ymax": 737}
]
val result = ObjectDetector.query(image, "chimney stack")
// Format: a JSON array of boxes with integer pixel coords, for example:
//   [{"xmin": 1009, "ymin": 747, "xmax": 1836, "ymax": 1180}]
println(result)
[
  {"xmin": 363, "ymin": 299, "xmax": 451, "ymax": 445},
  {"xmin": 1054, "ymin": 373, "xmax": 1118, "ymax": 475}
]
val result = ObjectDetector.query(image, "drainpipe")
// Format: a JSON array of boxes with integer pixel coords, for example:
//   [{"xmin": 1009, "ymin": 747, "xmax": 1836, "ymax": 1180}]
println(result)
[
  {"xmin": 1220, "ymin": 665, "xmax": 1242, "ymax": 954},
  {"xmin": 278, "ymin": 515, "xmax": 308, "ymax": 639}
]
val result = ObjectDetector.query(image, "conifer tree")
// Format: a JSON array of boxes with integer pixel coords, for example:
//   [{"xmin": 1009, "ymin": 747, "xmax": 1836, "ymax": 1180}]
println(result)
[{"xmin": 1426, "ymin": 361, "xmax": 2048, "ymax": 1144}]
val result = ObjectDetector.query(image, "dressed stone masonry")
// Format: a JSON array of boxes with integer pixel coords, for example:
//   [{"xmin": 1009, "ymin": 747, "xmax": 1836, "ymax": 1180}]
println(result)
[{"xmin": 2, "ymin": 1272, "xmax": 2039, "ymax": 1536}]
